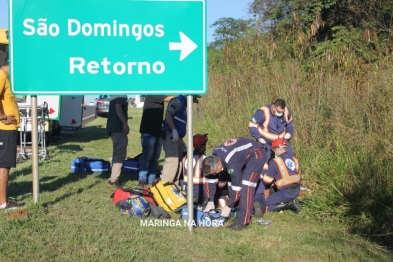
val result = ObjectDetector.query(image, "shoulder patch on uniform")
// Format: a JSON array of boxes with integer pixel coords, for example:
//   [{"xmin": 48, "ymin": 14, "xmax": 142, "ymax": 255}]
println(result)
[
  {"xmin": 171, "ymin": 104, "xmax": 177, "ymax": 109},
  {"xmin": 227, "ymin": 168, "xmax": 234, "ymax": 174},
  {"xmin": 285, "ymin": 159, "xmax": 295, "ymax": 171},
  {"xmin": 224, "ymin": 138, "xmax": 237, "ymax": 146}
]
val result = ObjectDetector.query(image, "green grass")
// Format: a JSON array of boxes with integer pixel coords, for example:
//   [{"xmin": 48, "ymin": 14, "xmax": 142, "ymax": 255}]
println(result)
[{"xmin": 1, "ymin": 108, "xmax": 392, "ymax": 261}]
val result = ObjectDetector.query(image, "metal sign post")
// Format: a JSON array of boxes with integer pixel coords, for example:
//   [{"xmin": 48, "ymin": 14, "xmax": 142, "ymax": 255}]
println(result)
[
  {"xmin": 31, "ymin": 96, "xmax": 40, "ymax": 203},
  {"xmin": 186, "ymin": 95, "xmax": 194, "ymax": 231}
]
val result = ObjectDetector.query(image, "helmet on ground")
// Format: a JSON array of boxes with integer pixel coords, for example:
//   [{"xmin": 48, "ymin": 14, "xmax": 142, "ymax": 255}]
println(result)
[
  {"xmin": 193, "ymin": 133, "xmax": 208, "ymax": 149},
  {"xmin": 272, "ymin": 138, "xmax": 287, "ymax": 149},
  {"xmin": 120, "ymin": 195, "xmax": 150, "ymax": 217}
]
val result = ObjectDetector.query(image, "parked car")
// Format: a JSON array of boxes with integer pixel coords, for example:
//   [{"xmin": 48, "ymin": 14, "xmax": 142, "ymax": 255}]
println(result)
[
  {"xmin": 95, "ymin": 95, "xmax": 111, "ymax": 117},
  {"xmin": 95, "ymin": 95, "xmax": 128, "ymax": 117}
]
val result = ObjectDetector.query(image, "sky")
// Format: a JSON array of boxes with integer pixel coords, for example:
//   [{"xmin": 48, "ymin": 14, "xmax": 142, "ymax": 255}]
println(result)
[{"xmin": 0, "ymin": 0, "xmax": 251, "ymax": 103}]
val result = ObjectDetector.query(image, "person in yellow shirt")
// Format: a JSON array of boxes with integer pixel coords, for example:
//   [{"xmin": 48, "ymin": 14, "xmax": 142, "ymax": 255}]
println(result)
[{"xmin": 0, "ymin": 56, "xmax": 23, "ymax": 210}]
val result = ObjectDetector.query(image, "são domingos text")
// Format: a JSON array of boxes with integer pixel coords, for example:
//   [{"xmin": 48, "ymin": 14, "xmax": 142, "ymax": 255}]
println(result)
[{"xmin": 23, "ymin": 18, "xmax": 167, "ymax": 75}]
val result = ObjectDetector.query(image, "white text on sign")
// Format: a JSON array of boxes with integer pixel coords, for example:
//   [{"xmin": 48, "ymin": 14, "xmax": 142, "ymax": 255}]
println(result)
[
  {"xmin": 70, "ymin": 57, "xmax": 165, "ymax": 75},
  {"xmin": 23, "ymin": 19, "xmax": 165, "ymax": 41}
]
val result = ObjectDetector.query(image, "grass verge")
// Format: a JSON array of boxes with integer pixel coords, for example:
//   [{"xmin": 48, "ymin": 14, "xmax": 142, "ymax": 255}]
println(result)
[{"xmin": 1, "ymin": 108, "xmax": 392, "ymax": 261}]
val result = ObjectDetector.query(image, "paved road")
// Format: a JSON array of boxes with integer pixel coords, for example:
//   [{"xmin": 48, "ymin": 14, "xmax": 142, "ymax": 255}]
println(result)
[{"xmin": 82, "ymin": 105, "xmax": 97, "ymax": 127}]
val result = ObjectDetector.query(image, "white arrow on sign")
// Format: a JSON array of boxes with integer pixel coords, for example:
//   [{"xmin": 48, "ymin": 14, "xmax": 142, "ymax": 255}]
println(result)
[{"xmin": 169, "ymin": 32, "xmax": 198, "ymax": 61}]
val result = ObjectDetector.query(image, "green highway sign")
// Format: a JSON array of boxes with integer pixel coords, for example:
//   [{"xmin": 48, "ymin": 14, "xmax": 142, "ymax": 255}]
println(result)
[{"xmin": 9, "ymin": 0, "xmax": 207, "ymax": 95}]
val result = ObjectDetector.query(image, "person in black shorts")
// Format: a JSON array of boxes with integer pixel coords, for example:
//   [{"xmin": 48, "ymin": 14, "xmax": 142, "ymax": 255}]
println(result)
[{"xmin": 0, "ymin": 55, "xmax": 23, "ymax": 210}]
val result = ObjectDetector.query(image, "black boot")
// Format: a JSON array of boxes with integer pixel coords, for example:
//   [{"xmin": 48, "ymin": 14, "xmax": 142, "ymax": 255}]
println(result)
[
  {"xmin": 253, "ymin": 201, "xmax": 265, "ymax": 218},
  {"xmin": 272, "ymin": 198, "xmax": 301, "ymax": 213},
  {"xmin": 228, "ymin": 222, "xmax": 248, "ymax": 231},
  {"xmin": 287, "ymin": 197, "xmax": 301, "ymax": 214},
  {"xmin": 272, "ymin": 202, "xmax": 288, "ymax": 212}
]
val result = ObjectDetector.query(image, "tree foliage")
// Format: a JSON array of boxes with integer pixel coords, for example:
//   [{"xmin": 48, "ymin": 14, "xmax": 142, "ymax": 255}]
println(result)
[
  {"xmin": 209, "ymin": 17, "xmax": 254, "ymax": 48},
  {"xmin": 206, "ymin": 0, "xmax": 393, "ymax": 248},
  {"xmin": 247, "ymin": 0, "xmax": 393, "ymax": 43}
]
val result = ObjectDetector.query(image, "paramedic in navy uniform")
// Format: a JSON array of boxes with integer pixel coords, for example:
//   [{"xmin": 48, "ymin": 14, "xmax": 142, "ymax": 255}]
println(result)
[
  {"xmin": 248, "ymin": 98, "xmax": 294, "ymax": 157},
  {"xmin": 201, "ymin": 137, "xmax": 267, "ymax": 231}
]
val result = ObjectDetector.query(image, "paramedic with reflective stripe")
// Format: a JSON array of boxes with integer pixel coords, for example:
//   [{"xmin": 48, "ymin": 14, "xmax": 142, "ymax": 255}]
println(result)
[
  {"xmin": 202, "ymin": 137, "xmax": 267, "ymax": 231},
  {"xmin": 258, "ymin": 138, "xmax": 301, "ymax": 214},
  {"xmin": 203, "ymin": 170, "xmax": 230, "ymax": 211},
  {"xmin": 161, "ymin": 95, "xmax": 187, "ymax": 185},
  {"xmin": 182, "ymin": 134, "xmax": 208, "ymax": 203},
  {"xmin": 248, "ymin": 98, "xmax": 294, "ymax": 156}
]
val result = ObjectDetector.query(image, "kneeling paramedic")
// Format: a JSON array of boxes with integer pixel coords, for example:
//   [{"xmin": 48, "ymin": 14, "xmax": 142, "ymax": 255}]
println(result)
[
  {"xmin": 203, "ymin": 169, "xmax": 231, "ymax": 210},
  {"xmin": 181, "ymin": 134, "xmax": 208, "ymax": 204},
  {"xmin": 255, "ymin": 138, "xmax": 301, "ymax": 216},
  {"xmin": 202, "ymin": 137, "xmax": 267, "ymax": 231}
]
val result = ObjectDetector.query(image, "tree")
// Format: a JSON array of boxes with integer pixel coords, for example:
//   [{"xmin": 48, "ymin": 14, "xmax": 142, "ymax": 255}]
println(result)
[
  {"xmin": 248, "ymin": 0, "xmax": 297, "ymax": 33},
  {"xmin": 210, "ymin": 17, "xmax": 253, "ymax": 48},
  {"xmin": 249, "ymin": 0, "xmax": 393, "ymax": 41}
]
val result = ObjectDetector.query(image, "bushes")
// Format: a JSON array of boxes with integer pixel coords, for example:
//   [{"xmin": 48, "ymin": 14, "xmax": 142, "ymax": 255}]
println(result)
[{"xmin": 198, "ymin": 37, "xmax": 393, "ymax": 247}]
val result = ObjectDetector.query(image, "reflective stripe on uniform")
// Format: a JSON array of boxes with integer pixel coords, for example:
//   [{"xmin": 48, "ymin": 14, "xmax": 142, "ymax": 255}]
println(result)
[
  {"xmin": 183, "ymin": 177, "xmax": 205, "ymax": 184},
  {"xmin": 248, "ymin": 121, "xmax": 259, "ymax": 128},
  {"xmin": 205, "ymin": 178, "xmax": 218, "ymax": 183},
  {"xmin": 275, "ymin": 175, "xmax": 300, "ymax": 188},
  {"xmin": 224, "ymin": 143, "xmax": 253, "ymax": 163},
  {"xmin": 218, "ymin": 181, "xmax": 227, "ymax": 188},
  {"xmin": 174, "ymin": 116, "xmax": 186, "ymax": 124},
  {"xmin": 257, "ymin": 106, "xmax": 286, "ymax": 141},
  {"xmin": 273, "ymin": 157, "xmax": 300, "ymax": 188},
  {"xmin": 262, "ymin": 174, "xmax": 274, "ymax": 184},
  {"xmin": 231, "ymin": 185, "xmax": 242, "ymax": 191},
  {"xmin": 284, "ymin": 107, "xmax": 292, "ymax": 123},
  {"xmin": 183, "ymin": 155, "xmax": 205, "ymax": 184},
  {"xmin": 242, "ymin": 180, "xmax": 257, "ymax": 187},
  {"xmin": 258, "ymin": 127, "xmax": 285, "ymax": 141}
]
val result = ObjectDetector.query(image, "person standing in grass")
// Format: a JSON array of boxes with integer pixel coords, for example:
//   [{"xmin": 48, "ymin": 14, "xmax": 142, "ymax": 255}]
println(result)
[
  {"xmin": 0, "ymin": 55, "xmax": 23, "ymax": 210},
  {"xmin": 254, "ymin": 138, "xmax": 301, "ymax": 216},
  {"xmin": 248, "ymin": 98, "xmax": 295, "ymax": 157},
  {"xmin": 160, "ymin": 95, "xmax": 188, "ymax": 186},
  {"xmin": 106, "ymin": 95, "xmax": 129, "ymax": 188},
  {"xmin": 201, "ymin": 137, "xmax": 267, "ymax": 231},
  {"xmin": 138, "ymin": 95, "xmax": 175, "ymax": 187}
]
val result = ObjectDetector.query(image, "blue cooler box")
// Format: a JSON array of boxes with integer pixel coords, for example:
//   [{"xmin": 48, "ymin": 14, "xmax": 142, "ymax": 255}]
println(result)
[
  {"xmin": 84, "ymin": 158, "xmax": 110, "ymax": 173},
  {"xmin": 71, "ymin": 158, "xmax": 85, "ymax": 173},
  {"xmin": 181, "ymin": 205, "xmax": 226, "ymax": 227},
  {"xmin": 122, "ymin": 158, "xmax": 140, "ymax": 173},
  {"xmin": 71, "ymin": 157, "xmax": 110, "ymax": 174}
]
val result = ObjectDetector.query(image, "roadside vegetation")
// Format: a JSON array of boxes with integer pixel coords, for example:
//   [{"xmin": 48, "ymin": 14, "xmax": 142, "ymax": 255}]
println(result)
[
  {"xmin": 1, "ymin": 0, "xmax": 393, "ymax": 260},
  {"xmin": 1, "ymin": 110, "xmax": 392, "ymax": 261},
  {"xmin": 200, "ymin": 0, "xmax": 393, "ymax": 250}
]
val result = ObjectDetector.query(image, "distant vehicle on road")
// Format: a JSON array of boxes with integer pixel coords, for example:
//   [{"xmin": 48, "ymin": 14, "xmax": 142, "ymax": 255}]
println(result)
[
  {"xmin": 95, "ymin": 95, "xmax": 128, "ymax": 117},
  {"xmin": 88, "ymin": 102, "xmax": 95, "ymax": 106},
  {"xmin": 96, "ymin": 95, "xmax": 111, "ymax": 117}
]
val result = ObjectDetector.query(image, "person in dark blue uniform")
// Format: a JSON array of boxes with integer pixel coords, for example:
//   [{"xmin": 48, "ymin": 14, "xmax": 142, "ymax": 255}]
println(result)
[
  {"xmin": 181, "ymin": 134, "xmax": 208, "ymax": 204},
  {"xmin": 203, "ymin": 169, "xmax": 230, "ymax": 211},
  {"xmin": 161, "ymin": 95, "xmax": 188, "ymax": 185},
  {"xmin": 254, "ymin": 138, "xmax": 301, "ymax": 216},
  {"xmin": 202, "ymin": 137, "xmax": 267, "ymax": 231},
  {"xmin": 248, "ymin": 98, "xmax": 294, "ymax": 157}
]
